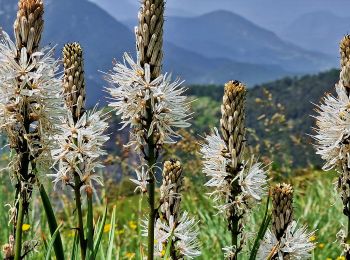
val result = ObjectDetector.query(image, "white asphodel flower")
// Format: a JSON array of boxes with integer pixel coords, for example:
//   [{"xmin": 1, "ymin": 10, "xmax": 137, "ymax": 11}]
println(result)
[
  {"xmin": 142, "ymin": 212, "xmax": 201, "ymax": 258},
  {"xmin": 200, "ymin": 128, "xmax": 230, "ymax": 199},
  {"xmin": 201, "ymin": 128, "xmax": 268, "ymax": 214},
  {"xmin": 239, "ymin": 160, "xmax": 268, "ymax": 201},
  {"xmin": 174, "ymin": 212, "xmax": 201, "ymax": 258},
  {"xmin": 0, "ymin": 31, "xmax": 63, "ymax": 161},
  {"xmin": 106, "ymin": 52, "xmax": 190, "ymax": 152},
  {"xmin": 314, "ymin": 83, "xmax": 350, "ymax": 170},
  {"xmin": 257, "ymin": 221, "xmax": 315, "ymax": 260},
  {"xmin": 49, "ymin": 107, "xmax": 109, "ymax": 192},
  {"xmin": 130, "ymin": 166, "xmax": 149, "ymax": 193}
]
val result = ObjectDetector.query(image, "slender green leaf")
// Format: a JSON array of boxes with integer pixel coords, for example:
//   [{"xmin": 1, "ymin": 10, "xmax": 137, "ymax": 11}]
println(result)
[
  {"xmin": 71, "ymin": 231, "xmax": 79, "ymax": 260},
  {"xmin": 163, "ymin": 233, "xmax": 174, "ymax": 260},
  {"xmin": 86, "ymin": 194, "xmax": 94, "ymax": 259},
  {"xmin": 249, "ymin": 195, "xmax": 272, "ymax": 260},
  {"xmin": 39, "ymin": 184, "xmax": 65, "ymax": 260},
  {"xmin": 106, "ymin": 206, "xmax": 116, "ymax": 260},
  {"xmin": 43, "ymin": 235, "xmax": 49, "ymax": 252},
  {"xmin": 45, "ymin": 223, "xmax": 64, "ymax": 260},
  {"xmin": 91, "ymin": 204, "xmax": 108, "ymax": 260}
]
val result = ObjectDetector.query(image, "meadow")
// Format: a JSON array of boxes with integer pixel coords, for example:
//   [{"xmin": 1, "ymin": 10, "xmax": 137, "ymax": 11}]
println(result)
[{"xmin": 0, "ymin": 160, "xmax": 344, "ymax": 259}]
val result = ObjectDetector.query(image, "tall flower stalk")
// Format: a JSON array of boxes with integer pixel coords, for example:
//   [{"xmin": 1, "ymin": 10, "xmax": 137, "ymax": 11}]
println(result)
[
  {"xmin": 257, "ymin": 183, "xmax": 315, "ymax": 259},
  {"xmin": 50, "ymin": 43, "xmax": 109, "ymax": 260},
  {"xmin": 157, "ymin": 160, "xmax": 201, "ymax": 259},
  {"xmin": 314, "ymin": 35, "xmax": 350, "ymax": 257},
  {"xmin": 136, "ymin": 2, "xmax": 165, "ymax": 258},
  {"xmin": 0, "ymin": 0, "xmax": 63, "ymax": 258},
  {"xmin": 106, "ymin": 0, "xmax": 191, "ymax": 258},
  {"xmin": 201, "ymin": 80, "xmax": 268, "ymax": 259}
]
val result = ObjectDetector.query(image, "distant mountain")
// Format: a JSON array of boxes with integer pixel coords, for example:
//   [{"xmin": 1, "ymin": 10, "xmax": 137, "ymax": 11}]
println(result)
[
  {"xmin": 87, "ymin": 0, "xmax": 138, "ymax": 21},
  {"xmin": 89, "ymin": 0, "xmax": 350, "ymax": 32},
  {"xmin": 165, "ymin": 10, "xmax": 335, "ymax": 73},
  {"xmin": 0, "ymin": 1, "xmax": 16, "ymax": 30},
  {"xmin": 0, "ymin": 0, "xmax": 293, "ymax": 105},
  {"xmin": 43, "ymin": 0, "xmax": 136, "ymax": 104},
  {"xmin": 88, "ymin": 0, "xmax": 195, "ymax": 19},
  {"xmin": 280, "ymin": 11, "xmax": 350, "ymax": 56},
  {"xmin": 164, "ymin": 42, "xmax": 289, "ymax": 86}
]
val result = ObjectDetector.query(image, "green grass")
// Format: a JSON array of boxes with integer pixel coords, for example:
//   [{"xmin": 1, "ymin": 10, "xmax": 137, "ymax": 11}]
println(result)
[{"xmin": 0, "ymin": 167, "xmax": 345, "ymax": 259}]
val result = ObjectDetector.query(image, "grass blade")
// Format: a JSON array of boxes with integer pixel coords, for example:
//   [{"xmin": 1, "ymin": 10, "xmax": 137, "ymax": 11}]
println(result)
[
  {"xmin": 45, "ymin": 223, "xmax": 63, "ymax": 260},
  {"xmin": 71, "ymin": 231, "xmax": 79, "ymax": 260},
  {"xmin": 39, "ymin": 184, "xmax": 65, "ymax": 260},
  {"xmin": 106, "ymin": 206, "xmax": 116, "ymax": 260},
  {"xmin": 249, "ymin": 195, "xmax": 271, "ymax": 260},
  {"xmin": 91, "ymin": 204, "xmax": 108, "ymax": 260},
  {"xmin": 86, "ymin": 193, "xmax": 94, "ymax": 259}
]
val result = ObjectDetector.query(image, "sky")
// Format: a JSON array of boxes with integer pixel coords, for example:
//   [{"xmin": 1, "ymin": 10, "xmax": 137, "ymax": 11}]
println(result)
[{"xmin": 89, "ymin": 0, "xmax": 350, "ymax": 31}]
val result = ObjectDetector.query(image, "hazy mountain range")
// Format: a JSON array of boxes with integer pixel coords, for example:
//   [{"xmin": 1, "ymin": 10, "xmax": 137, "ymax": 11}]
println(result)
[
  {"xmin": 89, "ymin": 0, "xmax": 350, "ymax": 31},
  {"xmin": 164, "ymin": 11, "xmax": 333, "ymax": 73},
  {"xmin": 279, "ymin": 11, "xmax": 350, "ymax": 56},
  {"xmin": 0, "ymin": 0, "xmax": 345, "ymax": 105}
]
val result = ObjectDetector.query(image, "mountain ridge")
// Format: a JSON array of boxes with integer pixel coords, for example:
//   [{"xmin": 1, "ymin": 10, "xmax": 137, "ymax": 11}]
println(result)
[
  {"xmin": 280, "ymin": 10, "xmax": 350, "ymax": 56},
  {"xmin": 165, "ymin": 10, "xmax": 335, "ymax": 73}
]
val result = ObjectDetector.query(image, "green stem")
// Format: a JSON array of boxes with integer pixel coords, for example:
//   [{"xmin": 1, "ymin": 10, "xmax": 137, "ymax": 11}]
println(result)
[
  {"xmin": 229, "ymin": 177, "xmax": 241, "ymax": 260},
  {"xmin": 146, "ymin": 104, "xmax": 157, "ymax": 260},
  {"xmin": 74, "ymin": 174, "xmax": 86, "ymax": 260},
  {"xmin": 14, "ymin": 197, "xmax": 24, "ymax": 260},
  {"xmin": 231, "ymin": 219, "xmax": 239, "ymax": 249},
  {"xmin": 86, "ymin": 192, "xmax": 94, "ymax": 258},
  {"xmin": 147, "ymin": 155, "xmax": 156, "ymax": 260},
  {"xmin": 14, "ymin": 98, "xmax": 31, "ymax": 260}
]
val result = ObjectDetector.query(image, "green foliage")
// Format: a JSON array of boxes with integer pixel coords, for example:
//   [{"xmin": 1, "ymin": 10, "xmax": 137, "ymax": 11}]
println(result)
[
  {"xmin": 188, "ymin": 69, "xmax": 340, "ymax": 169},
  {"xmin": 39, "ymin": 184, "xmax": 65, "ymax": 260},
  {"xmin": 189, "ymin": 96, "xmax": 221, "ymax": 133},
  {"xmin": 45, "ymin": 223, "xmax": 63, "ymax": 260},
  {"xmin": 249, "ymin": 196, "xmax": 271, "ymax": 260},
  {"xmin": 0, "ymin": 166, "xmax": 345, "ymax": 259}
]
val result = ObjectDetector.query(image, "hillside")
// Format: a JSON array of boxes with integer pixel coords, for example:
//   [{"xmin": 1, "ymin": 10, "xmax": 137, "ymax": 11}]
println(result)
[
  {"xmin": 44, "ymin": 0, "xmax": 135, "ymax": 104},
  {"xmin": 187, "ymin": 69, "xmax": 340, "ymax": 167}
]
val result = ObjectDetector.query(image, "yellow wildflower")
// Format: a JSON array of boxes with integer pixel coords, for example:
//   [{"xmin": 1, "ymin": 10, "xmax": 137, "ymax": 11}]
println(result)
[
  {"xmin": 103, "ymin": 224, "xmax": 111, "ymax": 233},
  {"xmin": 309, "ymin": 235, "xmax": 316, "ymax": 242},
  {"xmin": 125, "ymin": 252, "xmax": 135, "ymax": 259},
  {"xmin": 128, "ymin": 221, "xmax": 137, "ymax": 230},
  {"xmin": 318, "ymin": 243, "xmax": 325, "ymax": 249},
  {"xmin": 337, "ymin": 257, "xmax": 345, "ymax": 260},
  {"xmin": 22, "ymin": 224, "xmax": 30, "ymax": 232}
]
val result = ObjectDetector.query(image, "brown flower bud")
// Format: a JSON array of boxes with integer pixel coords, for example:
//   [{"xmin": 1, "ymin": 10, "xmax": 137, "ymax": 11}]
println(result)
[
  {"xmin": 160, "ymin": 160, "xmax": 183, "ymax": 223},
  {"xmin": 136, "ymin": 0, "xmax": 164, "ymax": 79},
  {"xmin": 62, "ymin": 43, "xmax": 86, "ymax": 122},
  {"xmin": 14, "ymin": 0, "xmax": 44, "ymax": 54},
  {"xmin": 271, "ymin": 183, "xmax": 294, "ymax": 240},
  {"xmin": 340, "ymin": 35, "xmax": 350, "ymax": 89},
  {"xmin": 220, "ymin": 80, "xmax": 246, "ymax": 171}
]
